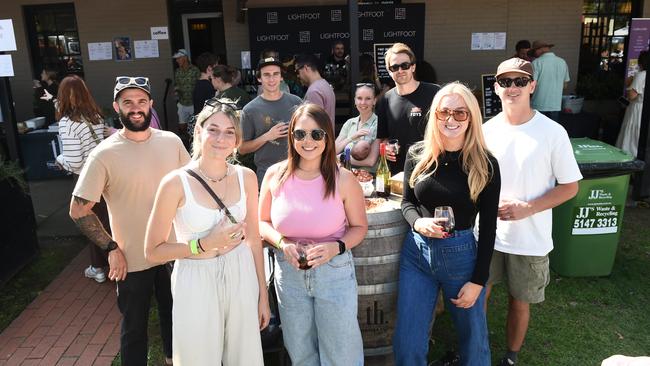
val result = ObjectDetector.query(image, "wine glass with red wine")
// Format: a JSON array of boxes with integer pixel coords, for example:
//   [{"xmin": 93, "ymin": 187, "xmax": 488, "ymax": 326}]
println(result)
[
  {"xmin": 296, "ymin": 239, "xmax": 315, "ymax": 270},
  {"xmin": 434, "ymin": 206, "xmax": 455, "ymax": 234}
]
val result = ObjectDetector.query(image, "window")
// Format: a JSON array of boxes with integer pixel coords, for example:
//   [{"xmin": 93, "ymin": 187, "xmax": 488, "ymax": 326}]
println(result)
[
  {"xmin": 24, "ymin": 3, "xmax": 83, "ymax": 79},
  {"xmin": 580, "ymin": 0, "xmax": 637, "ymax": 75}
]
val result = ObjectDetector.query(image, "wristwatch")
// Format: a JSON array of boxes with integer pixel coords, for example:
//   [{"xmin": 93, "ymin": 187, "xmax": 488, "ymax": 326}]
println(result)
[
  {"xmin": 105, "ymin": 240, "xmax": 118, "ymax": 254},
  {"xmin": 336, "ymin": 240, "xmax": 346, "ymax": 255}
]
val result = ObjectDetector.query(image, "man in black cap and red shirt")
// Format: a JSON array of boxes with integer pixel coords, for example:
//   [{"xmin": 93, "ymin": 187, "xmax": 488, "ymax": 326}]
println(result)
[
  {"xmin": 239, "ymin": 57, "xmax": 303, "ymax": 185},
  {"xmin": 70, "ymin": 76, "xmax": 190, "ymax": 365}
]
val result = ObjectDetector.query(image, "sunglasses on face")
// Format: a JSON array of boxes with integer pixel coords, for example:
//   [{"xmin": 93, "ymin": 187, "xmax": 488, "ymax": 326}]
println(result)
[
  {"xmin": 435, "ymin": 108, "xmax": 470, "ymax": 122},
  {"xmin": 292, "ymin": 128, "xmax": 327, "ymax": 141},
  {"xmin": 496, "ymin": 77, "xmax": 532, "ymax": 88},
  {"xmin": 388, "ymin": 62, "xmax": 412, "ymax": 72},
  {"xmin": 116, "ymin": 76, "xmax": 150, "ymax": 88}
]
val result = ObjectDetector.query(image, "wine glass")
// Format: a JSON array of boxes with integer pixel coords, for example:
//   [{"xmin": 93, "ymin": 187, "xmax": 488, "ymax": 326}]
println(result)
[
  {"xmin": 387, "ymin": 139, "xmax": 400, "ymax": 156},
  {"xmin": 434, "ymin": 206, "xmax": 455, "ymax": 234},
  {"xmin": 296, "ymin": 239, "xmax": 315, "ymax": 270}
]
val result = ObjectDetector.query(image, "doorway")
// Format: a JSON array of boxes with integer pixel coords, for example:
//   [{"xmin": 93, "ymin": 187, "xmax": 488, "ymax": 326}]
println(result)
[{"xmin": 182, "ymin": 13, "xmax": 227, "ymax": 64}]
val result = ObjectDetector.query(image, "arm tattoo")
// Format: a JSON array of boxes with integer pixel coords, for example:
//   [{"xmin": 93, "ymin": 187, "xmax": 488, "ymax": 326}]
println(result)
[{"xmin": 72, "ymin": 197, "xmax": 112, "ymax": 250}]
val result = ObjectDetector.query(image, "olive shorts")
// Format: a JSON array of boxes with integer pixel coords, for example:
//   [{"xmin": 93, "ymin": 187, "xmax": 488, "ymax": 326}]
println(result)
[{"xmin": 487, "ymin": 251, "xmax": 550, "ymax": 304}]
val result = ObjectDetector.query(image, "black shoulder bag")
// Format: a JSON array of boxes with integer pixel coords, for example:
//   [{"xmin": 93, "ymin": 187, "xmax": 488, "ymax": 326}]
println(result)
[{"xmin": 185, "ymin": 168, "xmax": 283, "ymax": 349}]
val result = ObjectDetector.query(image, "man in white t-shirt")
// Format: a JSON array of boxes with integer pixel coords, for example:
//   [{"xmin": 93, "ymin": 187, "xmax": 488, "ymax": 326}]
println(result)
[{"xmin": 482, "ymin": 58, "xmax": 582, "ymax": 366}]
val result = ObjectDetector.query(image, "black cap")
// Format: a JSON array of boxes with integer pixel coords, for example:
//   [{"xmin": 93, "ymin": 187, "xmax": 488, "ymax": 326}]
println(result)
[{"xmin": 258, "ymin": 56, "xmax": 283, "ymax": 70}]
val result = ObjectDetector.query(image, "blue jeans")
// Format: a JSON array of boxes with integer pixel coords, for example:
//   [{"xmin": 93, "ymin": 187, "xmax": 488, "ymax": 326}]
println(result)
[
  {"xmin": 393, "ymin": 229, "xmax": 491, "ymax": 366},
  {"xmin": 274, "ymin": 249, "xmax": 364, "ymax": 366}
]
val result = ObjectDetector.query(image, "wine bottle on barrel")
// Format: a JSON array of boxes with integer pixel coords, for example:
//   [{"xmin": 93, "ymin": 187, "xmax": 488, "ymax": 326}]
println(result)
[{"xmin": 375, "ymin": 143, "xmax": 391, "ymax": 198}]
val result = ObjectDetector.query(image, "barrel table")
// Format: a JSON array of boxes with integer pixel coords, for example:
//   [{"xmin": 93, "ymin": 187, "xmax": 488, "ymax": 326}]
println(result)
[{"xmin": 352, "ymin": 198, "xmax": 408, "ymax": 366}]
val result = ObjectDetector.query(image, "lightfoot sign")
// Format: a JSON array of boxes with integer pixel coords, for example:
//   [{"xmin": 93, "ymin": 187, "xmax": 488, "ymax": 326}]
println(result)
[{"xmin": 247, "ymin": 3, "xmax": 425, "ymax": 65}]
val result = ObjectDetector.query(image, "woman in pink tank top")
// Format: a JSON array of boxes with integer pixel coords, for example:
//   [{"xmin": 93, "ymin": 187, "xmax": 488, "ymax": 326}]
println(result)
[{"xmin": 259, "ymin": 103, "xmax": 368, "ymax": 365}]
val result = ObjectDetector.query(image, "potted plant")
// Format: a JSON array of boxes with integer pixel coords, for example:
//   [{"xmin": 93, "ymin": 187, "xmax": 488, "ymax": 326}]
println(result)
[{"xmin": 0, "ymin": 159, "xmax": 39, "ymax": 285}]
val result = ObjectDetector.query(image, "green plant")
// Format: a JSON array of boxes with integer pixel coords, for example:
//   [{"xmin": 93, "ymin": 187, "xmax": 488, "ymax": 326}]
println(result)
[
  {"xmin": 576, "ymin": 72, "xmax": 624, "ymax": 100},
  {"xmin": 0, "ymin": 159, "xmax": 28, "ymax": 193}
]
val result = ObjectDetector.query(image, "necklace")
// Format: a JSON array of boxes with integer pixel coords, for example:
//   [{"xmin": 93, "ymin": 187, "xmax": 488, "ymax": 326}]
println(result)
[{"xmin": 198, "ymin": 164, "xmax": 229, "ymax": 183}]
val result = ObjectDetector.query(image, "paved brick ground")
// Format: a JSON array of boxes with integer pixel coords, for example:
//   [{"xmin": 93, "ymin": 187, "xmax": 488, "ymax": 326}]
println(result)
[{"xmin": 0, "ymin": 246, "xmax": 121, "ymax": 366}]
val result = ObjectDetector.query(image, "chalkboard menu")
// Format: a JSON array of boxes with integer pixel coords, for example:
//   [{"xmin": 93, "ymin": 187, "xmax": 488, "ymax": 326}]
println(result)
[
  {"xmin": 374, "ymin": 43, "xmax": 393, "ymax": 83},
  {"xmin": 481, "ymin": 74, "xmax": 502, "ymax": 119}
]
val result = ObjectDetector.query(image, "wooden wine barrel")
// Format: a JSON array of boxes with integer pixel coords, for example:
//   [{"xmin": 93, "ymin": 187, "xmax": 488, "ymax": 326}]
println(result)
[{"xmin": 352, "ymin": 199, "xmax": 408, "ymax": 366}]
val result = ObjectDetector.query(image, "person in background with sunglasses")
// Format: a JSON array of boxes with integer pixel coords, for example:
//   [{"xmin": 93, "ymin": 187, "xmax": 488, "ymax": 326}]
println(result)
[
  {"xmin": 376, "ymin": 42, "xmax": 440, "ymax": 175},
  {"xmin": 335, "ymin": 83, "xmax": 379, "ymax": 167},
  {"xmin": 394, "ymin": 82, "xmax": 500, "ymax": 366},
  {"xmin": 483, "ymin": 58, "xmax": 581, "ymax": 366},
  {"xmin": 259, "ymin": 103, "xmax": 367, "ymax": 365},
  {"xmin": 239, "ymin": 57, "xmax": 303, "ymax": 187},
  {"xmin": 296, "ymin": 53, "xmax": 337, "ymax": 129},
  {"xmin": 69, "ymin": 76, "xmax": 190, "ymax": 366},
  {"xmin": 145, "ymin": 97, "xmax": 269, "ymax": 365}
]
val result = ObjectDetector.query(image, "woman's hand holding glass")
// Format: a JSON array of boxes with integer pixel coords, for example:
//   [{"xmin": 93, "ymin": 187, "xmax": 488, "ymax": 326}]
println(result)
[
  {"xmin": 306, "ymin": 242, "xmax": 339, "ymax": 269},
  {"xmin": 280, "ymin": 240, "xmax": 301, "ymax": 269},
  {"xmin": 450, "ymin": 282, "xmax": 483, "ymax": 309},
  {"xmin": 200, "ymin": 217, "xmax": 246, "ymax": 255},
  {"xmin": 413, "ymin": 217, "xmax": 449, "ymax": 239}
]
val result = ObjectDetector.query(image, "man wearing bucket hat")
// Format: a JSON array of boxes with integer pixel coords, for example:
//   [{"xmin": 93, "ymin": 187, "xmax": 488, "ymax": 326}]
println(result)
[
  {"xmin": 70, "ymin": 76, "xmax": 190, "ymax": 365},
  {"xmin": 530, "ymin": 40, "xmax": 570, "ymax": 122},
  {"xmin": 173, "ymin": 49, "xmax": 200, "ymax": 135},
  {"xmin": 481, "ymin": 58, "xmax": 581, "ymax": 366}
]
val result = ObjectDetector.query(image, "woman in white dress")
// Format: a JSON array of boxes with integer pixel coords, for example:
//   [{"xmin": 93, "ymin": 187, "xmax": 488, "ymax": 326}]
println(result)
[
  {"xmin": 617, "ymin": 50, "xmax": 648, "ymax": 157},
  {"xmin": 145, "ymin": 98, "xmax": 270, "ymax": 365}
]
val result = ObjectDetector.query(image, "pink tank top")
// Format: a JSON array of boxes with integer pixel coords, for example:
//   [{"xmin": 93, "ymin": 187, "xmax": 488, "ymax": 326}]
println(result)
[{"xmin": 271, "ymin": 173, "xmax": 347, "ymax": 242}]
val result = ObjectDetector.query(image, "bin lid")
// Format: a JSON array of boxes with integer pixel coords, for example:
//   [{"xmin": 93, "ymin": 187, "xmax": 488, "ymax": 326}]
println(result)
[{"xmin": 571, "ymin": 138, "xmax": 645, "ymax": 178}]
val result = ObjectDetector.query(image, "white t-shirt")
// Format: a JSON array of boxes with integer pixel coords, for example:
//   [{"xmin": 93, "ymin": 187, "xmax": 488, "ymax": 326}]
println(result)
[{"xmin": 482, "ymin": 111, "xmax": 582, "ymax": 256}]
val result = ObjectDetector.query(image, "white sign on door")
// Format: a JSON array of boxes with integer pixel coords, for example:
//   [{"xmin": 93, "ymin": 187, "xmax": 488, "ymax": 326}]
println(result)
[{"xmin": 0, "ymin": 19, "xmax": 18, "ymax": 52}]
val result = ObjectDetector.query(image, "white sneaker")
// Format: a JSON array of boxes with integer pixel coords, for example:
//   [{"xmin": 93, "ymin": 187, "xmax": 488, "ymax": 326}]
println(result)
[{"xmin": 84, "ymin": 266, "xmax": 106, "ymax": 283}]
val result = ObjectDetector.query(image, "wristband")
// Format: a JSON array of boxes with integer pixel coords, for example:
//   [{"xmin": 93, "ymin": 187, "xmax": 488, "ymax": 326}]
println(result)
[
  {"xmin": 197, "ymin": 239, "xmax": 205, "ymax": 253},
  {"xmin": 189, "ymin": 239, "xmax": 199, "ymax": 255},
  {"xmin": 276, "ymin": 235, "xmax": 285, "ymax": 249},
  {"xmin": 336, "ymin": 239, "xmax": 346, "ymax": 255}
]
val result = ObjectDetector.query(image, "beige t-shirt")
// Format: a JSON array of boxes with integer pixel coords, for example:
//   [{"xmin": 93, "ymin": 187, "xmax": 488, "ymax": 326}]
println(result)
[{"xmin": 73, "ymin": 129, "xmax": 191, "ymax": 272}]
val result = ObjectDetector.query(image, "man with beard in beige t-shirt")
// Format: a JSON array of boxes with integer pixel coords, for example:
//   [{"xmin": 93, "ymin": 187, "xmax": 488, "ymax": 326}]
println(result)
[{"xmin": 69, "ymin": 76, "xmax": 190, "ymax": 366}]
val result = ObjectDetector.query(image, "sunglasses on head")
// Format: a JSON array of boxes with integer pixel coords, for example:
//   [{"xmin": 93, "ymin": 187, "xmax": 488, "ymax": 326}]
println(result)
[
  {"xmin": 388, "ymin": 62, "xmax": 412, "ymax": 72},
  {"xmin": 116, "ymin": 76, "xmax": 150, "ymax": 87},
  {"xmin": 356, "ymin": 83, "xmax": 375, "ymax": 88},
  {"xmin": 435, "ymin": 108, "xmax": 470, "ymax": 122},
  {"xmin": 292, "ymin": 128, "xmax": 327, "ymax": 141},
  {"xmin": 496, "ymin": 77, "xmax": 532, "ymax": 88},
  {"xmin": 203, "ymin": 97, "xmax": 239, "ymax": 111}
]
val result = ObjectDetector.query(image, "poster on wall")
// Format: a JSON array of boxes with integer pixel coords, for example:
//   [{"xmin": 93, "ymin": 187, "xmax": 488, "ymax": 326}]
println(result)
[
  {"xmin": 88, "ymin": 42, "xmax": 113, "ymax": 61},
  {"xmin": 625, "ymin": 18, "xmax": 650, "ymax": 78},
  {"xmin": 134, "ymin": 40, "xmax": 159, "ymax": 58},
  {"xmin": 114, "ymin": 36, "xmax": 132, "ymax": 61},
  {"xmin": 0, "ymin": 54, "xmax": 14, "ymax": 77},
  {"xmin": 373, "ymin": 43, "xmax": 393, "ymax": 83},
  {"xmin": 247, "ymin": 4, "xmax": 425, "ymax": 68},
  {"xmin": 0, "ymin": 19, "xmax": 17, "ymax": 52}
]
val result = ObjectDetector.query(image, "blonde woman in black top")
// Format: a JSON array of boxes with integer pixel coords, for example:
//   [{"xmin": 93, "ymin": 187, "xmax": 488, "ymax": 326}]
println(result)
[{"xmin": 393, "ymin": 82, "xmax": 500, "ymax": 366}]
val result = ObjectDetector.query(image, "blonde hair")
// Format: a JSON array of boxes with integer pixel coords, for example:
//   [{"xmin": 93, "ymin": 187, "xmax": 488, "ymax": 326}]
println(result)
[
  {"xmin": 191, "ymin": 98, "xmax": 242, "ymax": 160},
  {"xmin": 384, "ymin": 42, "xmax": 416, "ymax": 70},
  {"xmin": 408, "ymin": 82, "xmax": 493, "ymax": 202}
]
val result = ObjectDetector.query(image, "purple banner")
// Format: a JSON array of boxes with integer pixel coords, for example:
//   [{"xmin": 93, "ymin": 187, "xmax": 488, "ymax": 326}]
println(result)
[{"xmin": 625, "ymin": 18, "xmax": 650, "ymax": 78}]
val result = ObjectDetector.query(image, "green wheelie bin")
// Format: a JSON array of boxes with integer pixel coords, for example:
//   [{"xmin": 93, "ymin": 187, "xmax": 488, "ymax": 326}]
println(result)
[{"xmin": 550, "ymin": 138, "xmax": 644, "ymax": 277}]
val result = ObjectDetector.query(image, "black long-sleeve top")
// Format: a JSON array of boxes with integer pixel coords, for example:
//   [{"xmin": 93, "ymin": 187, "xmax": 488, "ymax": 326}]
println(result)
[{"xmin": 401, "ymin": 150, "xmax": 501, "ymax": 286}]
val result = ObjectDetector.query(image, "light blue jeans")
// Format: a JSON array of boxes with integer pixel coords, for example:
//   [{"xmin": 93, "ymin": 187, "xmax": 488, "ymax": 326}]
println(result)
[
  {"xmin": 274, "ymin": 249, "xmax": 364, "ymax": 366},
  {"xmin": 393, "ymin": 229, "xmax": 491, "ymax": 366}
]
